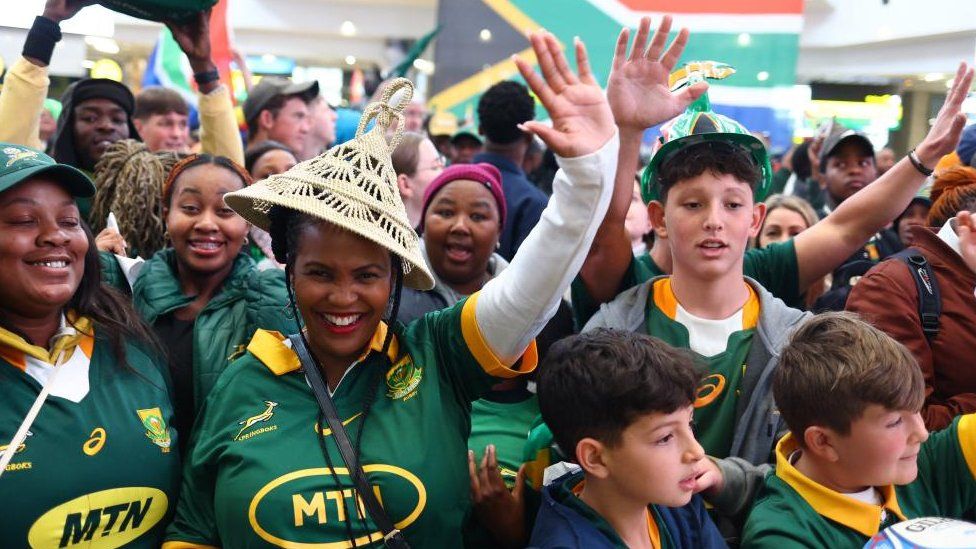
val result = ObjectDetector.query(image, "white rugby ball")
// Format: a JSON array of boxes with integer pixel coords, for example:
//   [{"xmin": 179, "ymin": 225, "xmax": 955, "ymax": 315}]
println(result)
[{"xmin": 864, "ymin": 517, "xmax": 976, "ymax": 549}]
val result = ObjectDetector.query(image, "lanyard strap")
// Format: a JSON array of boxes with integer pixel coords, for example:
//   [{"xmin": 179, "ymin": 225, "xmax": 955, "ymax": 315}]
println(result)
[{"xmin": 288, "ymin": 334, "xmax": 409, "ymax": 549}]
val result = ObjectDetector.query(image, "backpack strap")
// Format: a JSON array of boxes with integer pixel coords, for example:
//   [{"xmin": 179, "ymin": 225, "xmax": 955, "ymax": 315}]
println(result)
[{"xmin": 891, "ymin": 249, "xmax": 941, "ymax": 342}]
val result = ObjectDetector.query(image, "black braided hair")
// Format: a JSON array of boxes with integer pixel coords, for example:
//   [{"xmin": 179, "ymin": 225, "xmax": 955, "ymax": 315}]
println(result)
[{"xmin": 269, "ymin": 205, "xmax": 404, "ymax": 545}]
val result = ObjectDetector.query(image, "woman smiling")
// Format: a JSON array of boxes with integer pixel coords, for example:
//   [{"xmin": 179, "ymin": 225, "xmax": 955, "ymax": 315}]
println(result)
[
  {"xmin": 165, "ymin": 30, "xmax": 618, "ymax": 548},
  {"xmin": 102, "ymin": 154, "xmax": 295, "ymax": 452},
  {"xmin": 0, "ymin": 144, "xmax": 178, "ymax": 547}
]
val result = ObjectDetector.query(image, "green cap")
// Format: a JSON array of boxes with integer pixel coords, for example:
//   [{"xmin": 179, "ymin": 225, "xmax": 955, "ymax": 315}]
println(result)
[
  {"xmin": 43, "ymin": 98, "xmax": 62, "ymax": 121},
  {"xmin": 0, "ymin": 144, "xmax": 96, "ymax": 198},
  {"xmin": 640, "ymin": 62, "xmax": 771, "ymax": 204},
  {"xmin": 98, "ymin": 0, "xmax": 218, "ymax": 22}
]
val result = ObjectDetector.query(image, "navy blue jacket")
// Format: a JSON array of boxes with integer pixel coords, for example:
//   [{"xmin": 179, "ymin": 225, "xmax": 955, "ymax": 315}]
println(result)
[
  {"xmin": 530, "ymin": 471, "xmax": 727, "ymax": 548},
  {"xmin": 473, "ymin": 151, "xmax": 548, "ymax": 261}
]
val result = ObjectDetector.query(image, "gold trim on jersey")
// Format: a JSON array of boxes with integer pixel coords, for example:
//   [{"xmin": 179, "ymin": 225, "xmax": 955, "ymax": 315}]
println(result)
[
  {"xmin": 248, "ymin": 325, "xmax": 400, "ymax": 377},
  {"xmin": 652, "ymin": 278, "xmax": 759, "ymax": 329},
  {"xmin": 958, "ymin": 414, "xmax": 976, "ymax": 479},
  {"xmin": 773, "ymin": 433, "xmax": 906, "ymax": 537},
  {"xmin": 460, "ymin": 293, "xmax": 538, "ymax": 379},
  {"xmin": 0, "ymin": 314, "xmax": 94, "ymax": 370}
]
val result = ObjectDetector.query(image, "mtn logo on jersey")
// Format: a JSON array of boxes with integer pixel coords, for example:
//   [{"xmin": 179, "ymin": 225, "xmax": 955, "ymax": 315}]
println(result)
[
  {"xmin": 28, "ymin": 487, "xmax": 168, "ymax": 548},
  {"xmin": 386, "ymin": 356, "xmax": 422, "ymax": 401},
  {"xmin": 235, "ymin": 400, "xmax": 279, "ymax": 441},
  {"xmin": 136, "ymin": 408, "xmax": 171, "ymax": 453}
]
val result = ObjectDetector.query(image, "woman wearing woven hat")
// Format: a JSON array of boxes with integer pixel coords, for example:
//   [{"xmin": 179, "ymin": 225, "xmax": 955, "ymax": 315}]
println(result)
[
  {"xmin": 0, "ymin": 143, "xmax": 179, "ymax": 547},
  {"xmin": 100, "ymin": 153, "xmax": 295, "ymax": 454},
  {"xmin": 165, "ymin": 31, "xmax": 619, "ymax": 548}
]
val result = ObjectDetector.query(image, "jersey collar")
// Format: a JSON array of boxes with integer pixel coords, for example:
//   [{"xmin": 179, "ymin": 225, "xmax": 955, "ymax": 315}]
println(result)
[
  {"xmin": 0, "ymin": 313, "xmax": 94, "ymax": 370},
  {"xmin": 652, "ymin": 277, "xmax": 759, "ymax": 329},
  {"xmin": 249, "ymin": 323, "xmax": 400, "ymax": 376},
  {"xmin": 774, "ymin": 433, "xmax": 907, "ymax": 537}
]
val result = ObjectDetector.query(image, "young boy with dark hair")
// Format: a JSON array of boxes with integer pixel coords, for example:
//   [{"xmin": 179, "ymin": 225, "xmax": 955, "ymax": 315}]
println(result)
[
  {"xmin": 532, "ymin": 328, "xmax": 726, "ymax": 548},
  {"xmin": 742, "ymin": 312, "xmax": 976, "ymax": 547}
]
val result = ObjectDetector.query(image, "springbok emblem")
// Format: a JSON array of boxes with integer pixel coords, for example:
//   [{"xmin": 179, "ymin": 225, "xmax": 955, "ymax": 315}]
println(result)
[{"xmin": 235, "ymin": 401, "xmax": 278, "ymax": 440}]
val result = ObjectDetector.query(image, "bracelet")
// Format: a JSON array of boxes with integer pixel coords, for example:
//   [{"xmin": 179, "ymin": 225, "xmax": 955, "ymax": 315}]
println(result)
[
  {"xmin": 22, "ymin": 16, "xmax": 62, "ymax": 66},
  {"xmin": 908, "ymin": 148, "xmax": 934, "ymax": 177},
  {"xmin": 193, "ymin": 69, "xmax": 220, "ymax": 86}
]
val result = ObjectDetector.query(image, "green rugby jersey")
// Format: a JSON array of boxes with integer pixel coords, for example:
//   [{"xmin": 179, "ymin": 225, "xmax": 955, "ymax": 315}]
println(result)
[
  {"xmin": 468, "ymin": 394, "xmax": 539, "ymax": 486},
  {"xmin": 571, "ymin": 239, "xmax": 797, "ymax": 328},
  {"xmin": 645, "ymin": 278, "xmax": 758, "ymax": 458},
  {"xmin": 0, "ymin": 319, "xmax": 180, "ymax": 548},
  {"xmin": 742, "ymin": 414, "xmax": 976, "ymax": 548},
  {"xmin": 164, "ymin": 294, "xmax": 537, "ymax": 548}
]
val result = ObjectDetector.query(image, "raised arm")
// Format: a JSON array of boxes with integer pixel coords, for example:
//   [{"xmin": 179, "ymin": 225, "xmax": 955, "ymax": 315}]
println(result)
[
  {"xmin": 473, "ymin": 31, "xmax": 617, "ymax": 363},
  {"xmin": 0, "ymin": 1, "xmax": 93, "ymax": 148},
  {"xmin": 166, "ymin": 11, "xmax": 245, "ymax": 165},
  {"xmin": 579, "ymin": 16, "xmax": 707, "ymax": 304},
  {"xmin": 793, "ymin": 63, "xmax": 974, "ymax": 290}
]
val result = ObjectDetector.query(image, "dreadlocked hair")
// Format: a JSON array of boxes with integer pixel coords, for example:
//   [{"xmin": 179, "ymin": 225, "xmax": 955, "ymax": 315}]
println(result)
[
  {"xmin": 269, "ymin": 205, "xmax": 404, "ymax": 547},
  {"xmin": 91, "ymin": 139, "xmax": 183, "ymax": 257}
]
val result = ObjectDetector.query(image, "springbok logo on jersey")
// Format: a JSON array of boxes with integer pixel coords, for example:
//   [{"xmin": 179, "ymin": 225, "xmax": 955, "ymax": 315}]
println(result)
[
  {"xmin": 136, "ymin": 408, "xmax": 171, "ymax": 453},
  {"xmin": 386, "ymin": 356, "xmax": 422, "ymax": 401},
  {"xmin": 235, "ymin": 401, "xmax": 279, "ymax": 441}
]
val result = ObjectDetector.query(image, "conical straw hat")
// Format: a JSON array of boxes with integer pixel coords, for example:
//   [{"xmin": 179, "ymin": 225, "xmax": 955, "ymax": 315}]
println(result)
[{"xmin": 225, "ymin": 78, "xmax": 435, "ymax": 290}]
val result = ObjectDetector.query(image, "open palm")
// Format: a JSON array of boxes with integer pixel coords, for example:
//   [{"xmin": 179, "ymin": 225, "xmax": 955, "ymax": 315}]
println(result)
[
  {"xmin": 608, "ymin": 16, "xmax": 707, "ymax": 133},
  {"xmin": 515, "ymin": 32, "xmax": 615, "ymax": 158},
  {"xmin": 916, "ymin": 62, "xmax": 973, "ymax": 164}
]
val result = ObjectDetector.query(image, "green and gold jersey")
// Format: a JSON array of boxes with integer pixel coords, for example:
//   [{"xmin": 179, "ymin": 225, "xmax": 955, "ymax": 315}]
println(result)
[
  {"xmin": 571, "ymin": 239, "xmax": 797, "ymax": 328},
  {"xmin": 645, "ymin": 278, "xmax": 758, "ymax": 458},
  {"xmin": 469, "ymin": 394, "xmax": 539, "ymax": 487},
  {"xmin": 164, "ymin": 294, "xmax": 537, "ymax": 548},
  {"xmin": 742, "ymin": 415, "xmax": 976, "ymax": 548},
  {"xmin": 0, "ymin": 320, "xmax": 180, "ymax": 548}
]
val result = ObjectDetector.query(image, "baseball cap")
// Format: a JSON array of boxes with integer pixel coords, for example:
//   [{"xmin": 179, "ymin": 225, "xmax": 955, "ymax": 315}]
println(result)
[
  {"xmin": 956, "ymin": 123, "xmax": 976, "ymax": 167},
  {"xmin": 818, "ymin": 128, "xmax": 875, "ymax": 173},
  {"xmin": 0, "ymin": 144, "xmax": 95, "ymax": 198},
  {"xmin": 243, "ymin": 77, "xmax": 320, "ymax": 128},
  {"xmin": 451, "ymin": 125, "xmax": 483, "ymax": 144}
]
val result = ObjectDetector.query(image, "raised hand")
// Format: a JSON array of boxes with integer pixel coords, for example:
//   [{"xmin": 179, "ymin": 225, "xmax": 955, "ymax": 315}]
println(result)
[
  {"xmin": 957, "ymin": 211, "xmax": 976, "ymax": 275},
  {"xmin": 468, "ymin": 446, "xmax": 527, "ymax": 548},
  {"xmin": 514, "ymin": 32, "xmax": 615, "ymax": 158},
  {"xmin": 607, "ymin": 15, "xmax": 707, "ymax": 135},
  {"xmin": 165, "ymin": 9, "xmax": 217, "ymax": 84},
  {"xmin": 915, "ymin": 62, "xmax": 974, "ymax": 166},
  {"xmin": 42, "ymin": 0, "xmax": 95, "ymax": 23}
]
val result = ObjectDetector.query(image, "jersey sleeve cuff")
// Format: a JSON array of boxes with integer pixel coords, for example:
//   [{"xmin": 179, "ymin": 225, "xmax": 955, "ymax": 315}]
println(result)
[
  {"xmin": 958, "ymin": 413, "xmax": 976, "ymax": 480},
  {"xmin": 460, "ymin": 292, "xmax": 538, "ymax": 379}
]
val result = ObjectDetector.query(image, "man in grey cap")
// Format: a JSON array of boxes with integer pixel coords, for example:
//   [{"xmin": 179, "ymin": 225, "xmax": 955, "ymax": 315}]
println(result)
[
  {"xmin": 244, "ymin": 77, "xmax": 319, "ymax": 154},
  {"xmin": 817, "ymin": 128, "xmax": 879, "ymax": 218}
]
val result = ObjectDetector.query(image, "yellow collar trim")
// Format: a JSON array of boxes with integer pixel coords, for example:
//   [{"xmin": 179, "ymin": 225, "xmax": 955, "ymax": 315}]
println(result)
[
  {"xmin": 774, "ymin": 433, "xmax": 906, "ymax": 537},
  {"xmin": 0, "ymin": 314, "xmax": 94, "ymax": 370},
  {"xmin": 248, "ymin": 324, "xmax": 399, "ymax": 377},
  {"xmin": 653, "ymin": 278, "xmax": 759, "ymax": 329}
]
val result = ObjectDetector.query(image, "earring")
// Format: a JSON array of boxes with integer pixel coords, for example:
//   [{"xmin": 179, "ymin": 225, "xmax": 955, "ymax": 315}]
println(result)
[
  {"xmin": 163, "ymin": 230, "xmax": 170, "ymax": 241},
  {"xmin": 243, "ymin": 235, "xmax": 250, "ymax": 246}
]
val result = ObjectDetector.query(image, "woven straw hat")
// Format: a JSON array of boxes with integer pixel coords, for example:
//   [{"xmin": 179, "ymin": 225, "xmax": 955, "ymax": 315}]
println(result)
[{"xmin": 225, "ymin": 78, "xmax": 435, "ymax": 290}]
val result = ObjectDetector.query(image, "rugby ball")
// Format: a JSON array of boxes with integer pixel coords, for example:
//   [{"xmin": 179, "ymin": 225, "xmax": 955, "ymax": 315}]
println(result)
[
  {"xmin": 99, "ymin": 0, "xmax": 218, "ymax": 22},
  {"xmin": 864, "ymin": 517, "xmax": 976, "ymax": 548}
]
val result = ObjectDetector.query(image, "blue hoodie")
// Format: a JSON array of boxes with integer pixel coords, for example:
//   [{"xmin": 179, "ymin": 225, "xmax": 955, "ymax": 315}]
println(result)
[{"xmin": 530, "ymin": 470, "xmax": 727, "ymax": 549}]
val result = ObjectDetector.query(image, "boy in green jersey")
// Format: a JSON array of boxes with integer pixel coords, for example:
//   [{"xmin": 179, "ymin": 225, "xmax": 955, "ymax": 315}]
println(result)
[
  {"xmin": 584, "ymin": 57, "xmax": 974, "ymax": 471},
  {"xmin": 742, "ymin": 313, "xmax": 976, "ymax": 547},
  {"xmin": 531, "ymin": 329, "xmax": 726, "ymax": 548}
]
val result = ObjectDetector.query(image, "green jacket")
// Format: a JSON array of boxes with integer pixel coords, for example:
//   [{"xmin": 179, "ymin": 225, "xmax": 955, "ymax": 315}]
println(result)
[{"xmin": 101, "ymin": 249, "xmax": 296, "ymax": 409}]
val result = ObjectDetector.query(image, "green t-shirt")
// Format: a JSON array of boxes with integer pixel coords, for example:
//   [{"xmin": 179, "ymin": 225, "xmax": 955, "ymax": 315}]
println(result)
[
  {"xmin": 165, "ymin": 295, "xmax": 537, "ymax": 548},
  {"xmin": 571, "ymin": 239, "xmax": 798, "ymax": 329},
  {"xmin": 644, "ymin": 278, "xmax": 758, "ymax": 458},
  {"xmin": 468, "ymin": 394, "xmax": 539, "ymax": 486},
  {"xmin": 0, "ymin": 326, "xmax": 180, "ymax": 548},
  {"xmin": 742, "ymin": 414, "xmax": 976, "ymax": 548}
]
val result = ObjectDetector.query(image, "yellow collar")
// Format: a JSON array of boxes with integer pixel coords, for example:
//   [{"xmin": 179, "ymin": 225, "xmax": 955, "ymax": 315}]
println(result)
[
  {"xmin": 774, "ymin": 433, "xmax": 907, "ymax": 537},
  {"xmin": 652, "ymin": 278, "xmax": 759, "ymax": 329},
  {"xmin": 250, "ymin": 323, "xmax": 399, "ymax": 376},
  {"xmin": 0, "ymin": 314, "xmax": 94, "ymax": 370}
]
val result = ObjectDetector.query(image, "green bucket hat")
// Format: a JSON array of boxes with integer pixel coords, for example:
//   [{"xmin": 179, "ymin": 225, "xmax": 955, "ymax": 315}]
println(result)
[
  {"xmin": 640, "ymin": 62, "xmax": 772, "ymax": 204},
  {"xmin": 99, "ymin": 0, "xmax": 218, "ymax": 22},
  {"xmin": 0, "ymin": 144, "xmax": 96, "ymax": 198}
]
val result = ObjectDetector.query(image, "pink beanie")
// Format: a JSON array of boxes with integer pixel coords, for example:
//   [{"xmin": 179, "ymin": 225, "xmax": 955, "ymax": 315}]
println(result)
[{"xmin": 420, "ymin": 163, "xmax": 506, "ymax": 230}]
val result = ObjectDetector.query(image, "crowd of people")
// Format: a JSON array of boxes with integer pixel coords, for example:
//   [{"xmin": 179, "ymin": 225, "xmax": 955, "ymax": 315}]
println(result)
[{"xmin": 1, "ymin": 2, "xmax": 976, "ymax": 548}]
